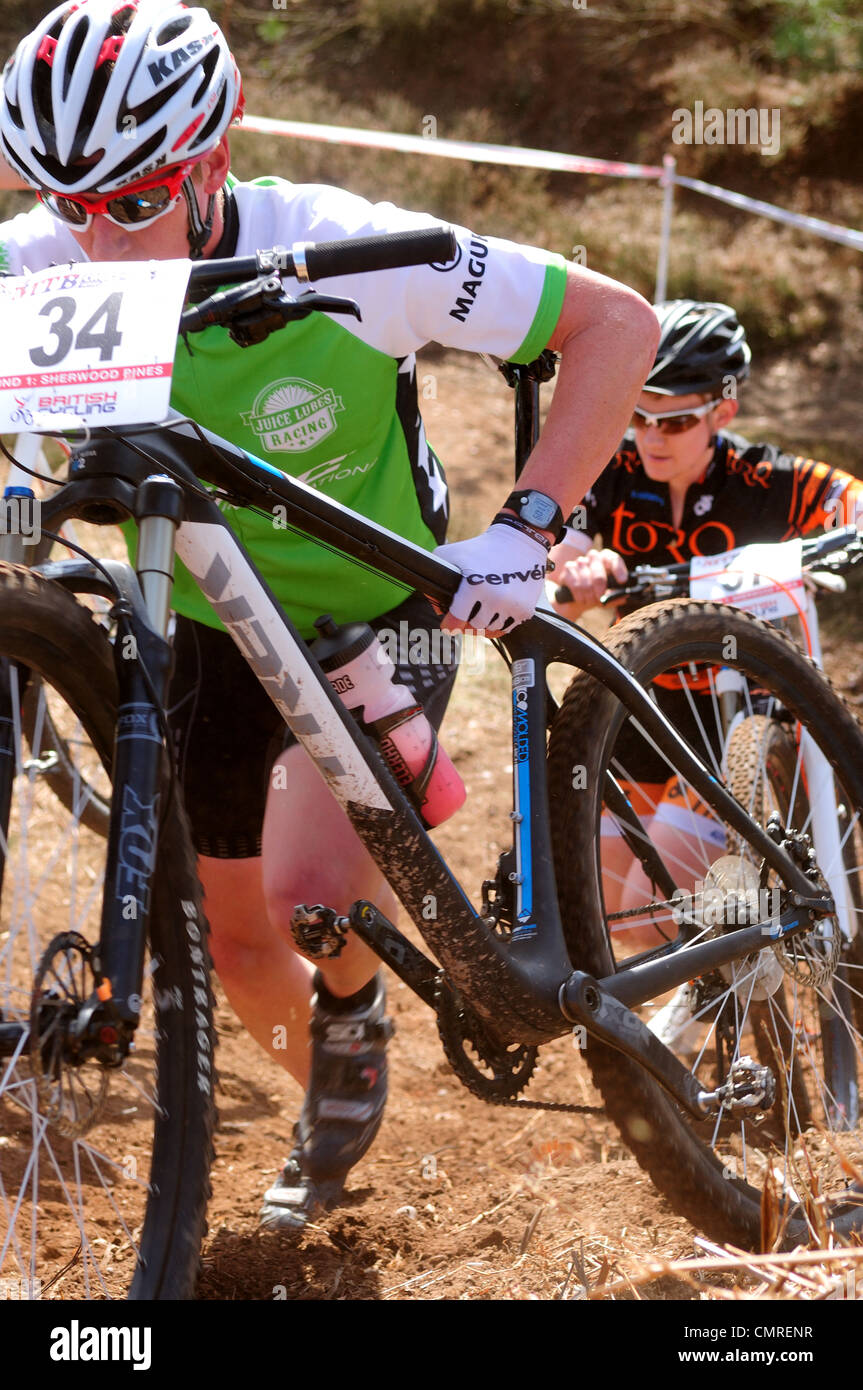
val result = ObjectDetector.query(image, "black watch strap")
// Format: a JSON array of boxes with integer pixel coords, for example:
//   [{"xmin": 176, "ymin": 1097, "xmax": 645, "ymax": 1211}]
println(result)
[{"xmin": 503, "ymin": 489, "xmax": 565, "ymax": 544}]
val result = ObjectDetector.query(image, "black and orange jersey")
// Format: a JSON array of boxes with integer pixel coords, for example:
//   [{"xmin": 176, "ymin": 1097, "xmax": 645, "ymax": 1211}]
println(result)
[
  {"xmin": 574, "ymin": 431, "xmax": 863, "ymax": 568},
  {"xmin": 572, "ymin": 432, "xmax": 863, "ymax": 784}
]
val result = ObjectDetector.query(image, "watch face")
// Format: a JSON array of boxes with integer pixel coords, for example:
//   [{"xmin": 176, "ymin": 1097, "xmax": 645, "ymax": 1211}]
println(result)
[{"xmin": 521, "ymin": 492, "xmax": 557, "ymax": 529}]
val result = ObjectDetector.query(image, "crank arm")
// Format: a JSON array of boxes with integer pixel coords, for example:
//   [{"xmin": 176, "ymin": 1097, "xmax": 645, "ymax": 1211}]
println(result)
[
  {"xmin": 561, "ymin": 972, "xmax": 773, "ymax": 1121},
  {"xmin": 589, "ymin": 904, "xmax": 819, "ymax": 1011},
  {"xmin": 348, "ymin": 899, "xmax": 443, "ymax": 1009}
]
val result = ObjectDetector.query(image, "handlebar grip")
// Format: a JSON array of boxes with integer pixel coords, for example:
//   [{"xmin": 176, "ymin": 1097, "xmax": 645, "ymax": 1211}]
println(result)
[
  {"xmin": 803, "ymin": 523, "xmax": 858, "ymax": 561},
  {"xmin": 554, "ymin": 585, "xmax": 573, "ymax": 603},
  {"xmin": 300, "ymin": 226, "xmax": 457, "ymax": 280}
]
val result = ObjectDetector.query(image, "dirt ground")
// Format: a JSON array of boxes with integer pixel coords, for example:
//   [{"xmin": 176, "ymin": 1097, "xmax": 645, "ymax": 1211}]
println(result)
[{"xmin": 190, "ymin": 351, "xmax": 863, "ymax": 1302}]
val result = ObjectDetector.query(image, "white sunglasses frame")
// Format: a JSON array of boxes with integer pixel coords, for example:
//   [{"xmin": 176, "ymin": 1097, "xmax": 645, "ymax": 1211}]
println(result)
[{"xmin": 631, "ymin": 398, "xmax": 723, "ymax": 430}]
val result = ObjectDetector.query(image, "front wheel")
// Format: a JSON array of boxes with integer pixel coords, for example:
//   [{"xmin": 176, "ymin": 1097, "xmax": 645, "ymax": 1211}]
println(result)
[
  {"xmin": 549, "ymin": 599, "xmax": 863, "ymax": 1247},
  {"xmin": 0, "ymin": 566, "xmax": 215, "ymax": 1299}
]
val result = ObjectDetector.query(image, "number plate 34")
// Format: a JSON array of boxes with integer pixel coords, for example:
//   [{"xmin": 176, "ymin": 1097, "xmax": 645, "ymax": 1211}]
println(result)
[{"xmin": 0, "ymin": 259, "xmax": 191, "ymax": 432}]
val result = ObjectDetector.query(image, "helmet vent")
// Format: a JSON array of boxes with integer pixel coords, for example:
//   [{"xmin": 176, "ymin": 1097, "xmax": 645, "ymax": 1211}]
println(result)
[
  {"xmin": 110, "ymin": 7, "xmax": 137, "ymax": 37},
  {"xmin": 3, "ymin": 97, "xmax": 24, "ymax": 132},
  {"xmin": 120, "ymin": 62, "xmax": 196, "ymax": 130},
  {"xmin": 62, "ymin": 16, "xmax": 90, "ymax": 100},
  {"xmin": 157, "ymin": 16, "xmax": 193, "ymax": 43},
  {"xmin": 192, "ymin": 45, "xmax": 220, "ymax": 104},
  {"xmin": 105, "ymin": 128, "xmax": 165, "ymax": 183},
  {"xmin": 193, "ymin": 82, "xmax": 227, "ymax": 148}
]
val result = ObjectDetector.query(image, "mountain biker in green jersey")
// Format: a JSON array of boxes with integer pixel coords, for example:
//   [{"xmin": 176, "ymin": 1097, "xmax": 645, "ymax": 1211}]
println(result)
[
  {"xmin": 549, "ymin": 301, "xmax": 863, "ymax": 1040},
  {"xmin": 0, "ymin": 0, "xmax": 659, "ymax": 1231}
]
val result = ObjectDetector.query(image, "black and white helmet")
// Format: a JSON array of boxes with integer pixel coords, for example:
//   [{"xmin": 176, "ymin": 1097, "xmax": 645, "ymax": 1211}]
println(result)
[
  {"xmin": 646, "ymin": 300, "xmax": 751, "ymax": 396},
  {"xmin": 0, "ymin": 0, "xmax": 243, "ymax": 194}
]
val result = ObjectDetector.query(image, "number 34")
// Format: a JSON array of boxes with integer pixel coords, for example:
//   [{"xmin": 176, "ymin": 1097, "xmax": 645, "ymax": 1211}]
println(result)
[{"xmin": 29, "ymin": 292, "xmax": 123, "ymax": 368}]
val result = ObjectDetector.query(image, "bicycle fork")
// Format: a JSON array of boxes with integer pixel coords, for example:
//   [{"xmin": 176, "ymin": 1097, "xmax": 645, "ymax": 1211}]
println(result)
[{"xmin": 83, "ymin": 477, "xmax": 182, "ymax": 1053}]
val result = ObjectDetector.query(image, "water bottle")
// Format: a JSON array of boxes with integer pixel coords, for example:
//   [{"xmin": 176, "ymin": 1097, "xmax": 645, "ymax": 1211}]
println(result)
[{"xmin": 311, "ymin": 615, "xmax": 465, "ymax": 827}]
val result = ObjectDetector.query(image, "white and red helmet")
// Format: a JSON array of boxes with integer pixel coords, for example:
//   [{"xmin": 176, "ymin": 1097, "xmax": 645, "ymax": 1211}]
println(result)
[{"xmin": 0, "ymin": 0, "xmax": 244, "ymax": 194}]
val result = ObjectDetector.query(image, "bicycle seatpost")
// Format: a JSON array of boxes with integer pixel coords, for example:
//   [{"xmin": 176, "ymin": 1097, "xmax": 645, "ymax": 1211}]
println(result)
[{"xmin": 499, "ymin": 350, "xmax": 558, "ymax": 480}]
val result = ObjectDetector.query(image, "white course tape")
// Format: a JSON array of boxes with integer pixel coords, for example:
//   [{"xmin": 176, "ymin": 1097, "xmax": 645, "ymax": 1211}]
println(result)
[
  {"xmin": 238, "ymin": 114, "xmax": 861, "ymax": 255},
  {"xmin": 674, "ymin": 173, "xmax": 863, "ymax": 252},
  {"xmin": 239, "ymin": 114, "xmax": 663, "ymax": 180}
]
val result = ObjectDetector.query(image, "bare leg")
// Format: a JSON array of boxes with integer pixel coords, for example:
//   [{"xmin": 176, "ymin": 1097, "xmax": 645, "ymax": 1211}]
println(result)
[
  {"xmin": 261, "ymin": 742, "xmax": 399, "ymax": 998},
  {"xmin": 198, "ymin": 742, "xmax": 399, "ymax": 1089},
  {"xmin": 198, "ymin": 854, "xmax": 315, "ymax": 1087}
]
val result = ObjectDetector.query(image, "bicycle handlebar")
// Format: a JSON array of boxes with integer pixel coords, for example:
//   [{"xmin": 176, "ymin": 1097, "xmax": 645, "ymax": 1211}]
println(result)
[
  {"xmin": 553, "ymin": 523, "xmax": 863, "ymax": 606},
  {"xmin": 179, "ymin": 228, "xmax": 458, "ymax": 343},
  {"xmin": 185, "ymin": 226, "xmax": 457, "ymax": 301}
]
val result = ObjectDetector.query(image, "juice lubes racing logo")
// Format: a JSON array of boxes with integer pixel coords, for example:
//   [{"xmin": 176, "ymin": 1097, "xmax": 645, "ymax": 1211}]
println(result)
[{"xmin": 241, "ymin": 377, "xmax": 344, "ymax": 453}]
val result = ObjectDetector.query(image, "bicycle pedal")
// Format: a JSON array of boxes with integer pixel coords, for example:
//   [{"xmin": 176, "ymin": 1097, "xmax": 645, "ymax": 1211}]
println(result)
[
  {"xmin": 290, "ymin": 904, "xmax": 349, "ymax": 959},
  {"xmin": 698, "ymin": 1056, "xmax": 776, "ymax": 1118}
]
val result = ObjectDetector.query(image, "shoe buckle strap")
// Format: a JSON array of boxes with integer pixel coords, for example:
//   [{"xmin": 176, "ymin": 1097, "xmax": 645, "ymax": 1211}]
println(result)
[
  {"xmin": 312, "ymin": 1015, "xmax": 394, "ymax": 1046},
  {"xmin": 317, "ymin": 1097, "xmax": 378, "ymax": 1122},
  {"xmin": 262, "ymin": 1185, "xmax": 310, "ymax": 1208}
]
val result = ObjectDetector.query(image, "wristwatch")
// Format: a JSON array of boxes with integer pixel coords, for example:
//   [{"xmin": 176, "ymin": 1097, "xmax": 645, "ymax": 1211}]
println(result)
[{"xmin": 502, "ymin": 489, "xmax": 565, "ymax": 543}]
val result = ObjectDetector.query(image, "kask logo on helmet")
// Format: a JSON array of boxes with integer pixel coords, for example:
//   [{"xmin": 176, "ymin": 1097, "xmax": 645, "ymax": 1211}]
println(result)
[
  {"xmin": 147, "ymin": 32, "xmax": 217, "ymax": 87},
  {"xmin": 133, "ymin": 154, "xmax": 168, "ymax": 179}
]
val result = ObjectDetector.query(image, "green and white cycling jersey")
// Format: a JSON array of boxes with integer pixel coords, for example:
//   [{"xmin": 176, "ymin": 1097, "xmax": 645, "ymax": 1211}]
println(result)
[{"xmin": 0, "ymin": 176, "xmax": 567, "ymax": 635}]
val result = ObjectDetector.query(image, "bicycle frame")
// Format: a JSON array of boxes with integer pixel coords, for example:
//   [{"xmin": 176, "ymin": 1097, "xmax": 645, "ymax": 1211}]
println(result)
[
  {"xmin": 12, "ymin": 412, "xmax": 823, "ymax": 1069},
  {"xmin": 782, "ymin": 583, "xmax": 857, "ymax": 945}
]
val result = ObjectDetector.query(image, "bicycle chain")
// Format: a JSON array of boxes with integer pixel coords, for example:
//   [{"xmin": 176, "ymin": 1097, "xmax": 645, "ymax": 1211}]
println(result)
[{"xmin": 434, "ymin": 982, "xmax": 602, "ymax": 1115}]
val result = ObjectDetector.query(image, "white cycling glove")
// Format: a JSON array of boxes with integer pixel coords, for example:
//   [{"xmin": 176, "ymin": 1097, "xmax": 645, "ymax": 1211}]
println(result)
[{"xmin": 435, "ymin": 521, "xmax": 549, "ymax": 632}]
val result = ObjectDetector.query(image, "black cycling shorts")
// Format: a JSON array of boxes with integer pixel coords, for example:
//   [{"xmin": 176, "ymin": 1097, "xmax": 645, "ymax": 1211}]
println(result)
[
  {"xmin": 167, "ymin": 592, "xmax": 459, "ymax": 858},
  {"xmin": 610, "ymin": 685, "xmax": 723, "ymax": 784}
]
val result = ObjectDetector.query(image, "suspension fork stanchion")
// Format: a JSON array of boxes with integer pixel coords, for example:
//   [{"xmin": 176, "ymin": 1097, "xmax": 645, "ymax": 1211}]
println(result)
[
  {"xmin": 95, "ymin": 476, "xmax": 183, "ymax": 1031},
  {"xmin": 801, "ymin": 735, "xmax": 856, "ymax": 942},
  {"xmin": 797, "ymin": 597, "xmax": 857, "ymax": 943}
]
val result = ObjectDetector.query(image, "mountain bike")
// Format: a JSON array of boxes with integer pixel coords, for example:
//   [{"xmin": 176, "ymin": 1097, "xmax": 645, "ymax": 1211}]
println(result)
[
  {"xmin": 0, "ymin": 234, "xmax": 862, "ymax": 1300},
  {"xmin": 555, "ymin": 525, "xmax": 863, "ymax": 1175}
]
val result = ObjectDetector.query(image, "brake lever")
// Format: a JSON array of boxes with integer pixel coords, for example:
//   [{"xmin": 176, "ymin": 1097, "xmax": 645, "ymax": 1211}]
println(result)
[
  {"xmin": 281, "ymin": 290, "xmax": 362, "ymax": 321},
  {"xmin": 229, "ymin": 289, "xmax": 362, "ymax": 348},
  {"xmin": 804, "ymin": 570, "xmax": 847, "ymax": 594}
]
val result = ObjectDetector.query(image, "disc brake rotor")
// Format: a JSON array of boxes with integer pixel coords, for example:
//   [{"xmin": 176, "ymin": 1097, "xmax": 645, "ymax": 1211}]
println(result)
[{"xmin": 29, "ymin": 931, "xmax": 110, "ymax": 1137}]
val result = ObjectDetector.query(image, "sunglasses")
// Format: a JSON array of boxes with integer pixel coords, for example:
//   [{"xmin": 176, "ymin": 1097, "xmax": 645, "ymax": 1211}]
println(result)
[
  {"xmin": 37, "ymin": 162, "xmax": 195, "ymax": 231},
  {"xmin": 630, "ymin": 398, "xmax": 721, "ymax": 435}
]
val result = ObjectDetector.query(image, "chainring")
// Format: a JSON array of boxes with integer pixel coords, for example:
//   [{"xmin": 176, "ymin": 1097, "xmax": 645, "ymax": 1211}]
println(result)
[{"xmin": 435, "ymin": 983, "xmax": 539, "ymax": 1102}]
